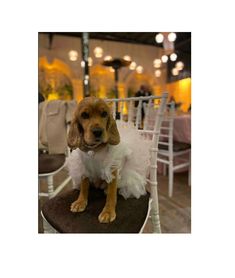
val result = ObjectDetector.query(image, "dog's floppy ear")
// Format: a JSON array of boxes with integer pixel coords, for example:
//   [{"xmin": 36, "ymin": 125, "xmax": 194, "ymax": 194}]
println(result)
[
  {"xmin": 67, "ymin": 118, "xmax": 83, "ymax": 150},
  {"xmin": 107, "ymin": 114, "xmax": 120, "ymax": 145}
]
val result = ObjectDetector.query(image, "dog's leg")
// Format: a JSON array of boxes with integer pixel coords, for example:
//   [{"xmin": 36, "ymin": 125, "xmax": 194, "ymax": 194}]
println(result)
[
  {"xmin": 98, "ymin": 170, "xmax": 117, "ymax": 223},
  {"xmin": 71, "ymin": 177, "xmax": 90, "ymax": 212}
]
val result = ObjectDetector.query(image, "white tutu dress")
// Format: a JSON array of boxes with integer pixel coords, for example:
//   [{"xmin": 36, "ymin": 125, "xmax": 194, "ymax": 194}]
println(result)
[{"xmin": 66, "ymin": 121, "xmax": 152, "ymax": 199}]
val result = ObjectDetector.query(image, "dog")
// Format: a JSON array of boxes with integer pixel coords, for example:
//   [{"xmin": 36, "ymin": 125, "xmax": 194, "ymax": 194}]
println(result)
[{"xmin": 67, "ymin": 97, "xmax": 120, "ymax": 223}]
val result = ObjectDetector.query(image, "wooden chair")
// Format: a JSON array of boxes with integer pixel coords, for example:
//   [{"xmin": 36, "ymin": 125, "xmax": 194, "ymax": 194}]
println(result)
[
  {"xmin": 41, "ymin": 93, "xmax": 168, "ymax": 233},
  {"xmin": 157, "ymin": 102, "xmax": 191, "ymax": 197},
  {"xmin": 38, "ymin": 100, "xmax": 76, "ymax": 199}
]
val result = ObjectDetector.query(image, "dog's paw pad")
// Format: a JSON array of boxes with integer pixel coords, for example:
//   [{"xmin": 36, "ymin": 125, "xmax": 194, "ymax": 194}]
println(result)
[
  {"xmin": 70, "ymin": 200, "xmax": 87, "ymax": 212},
  {"xmin": 98, "ymin": 210, "xmax": 116, "ymax": 223}
]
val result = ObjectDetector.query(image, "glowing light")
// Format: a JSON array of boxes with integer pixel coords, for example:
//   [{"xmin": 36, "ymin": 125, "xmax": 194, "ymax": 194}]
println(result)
[
  {"xmin": 129, "ymin": 61, "xmax": 136, "ymax": 70},
  {"xmin": 94, "ymin": 47, "xmax": 103, "ymax": 58},
  {"xmin": 68, "ymin": 50, "xmax": 78, "ymax": 61},
  {"xmin": 161, "ymin": 55, "xmax": 168, "ymax": 63},
  {"xmin": 176, "ymin": 61, "xmax": 184, "ymax": 70},
  {"xmin": 170, "ymin": 53, "xmax": 177, "ymax": 61},
  {"xmin": 172, "ymin": 67, "xmax": 179, "ymax": 76},
  {"xmin": 88, "ymin": 57, "xmax": 93, "ymax": 66},
  {"xmin": 168, "ymin": 32, "xmax": 177, "ymax": 42},
  {"xmin": 104, "ymin": 55, "xmax": 112, "ymax": 61},
  {"xmin": 153, "ymin": 59, "xmax": 162, "ymax": 68},
  {"xmin": 155, "ymin": 33, "xmax": 164, "ymax": 43},
  {"xmin": 136, "ymin": 66, "xmax": 143, "ymax": 74},
  {"xmin": 109, "ymin": 67, "xmax": 114, "ymax": 72},
  {"xmin": 123, "ymin": 55, "xmax": 131, "ymax": 61},
  {"xmin": 81, "ymin": 61, "xmax": 85, "ymax": 68},
  {"xmin": 155, "ymin": 70, "xmax": 161, "ymax": 77}
]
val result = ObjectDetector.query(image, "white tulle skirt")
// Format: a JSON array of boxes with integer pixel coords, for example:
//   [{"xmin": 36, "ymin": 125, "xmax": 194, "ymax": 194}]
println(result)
[{"xmin": 66, "ymin": 121, "xmax": 152, "ymax": 199}]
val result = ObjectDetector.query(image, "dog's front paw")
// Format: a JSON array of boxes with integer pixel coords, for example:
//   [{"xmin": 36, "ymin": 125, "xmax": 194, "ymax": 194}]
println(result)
[
  {"xmin": 70, "ymin": 199, "xmax": 87, "ymax": 212},
  {"xmin": 98, "ymin": 208, "xmax": 116, "ymax": 223}
]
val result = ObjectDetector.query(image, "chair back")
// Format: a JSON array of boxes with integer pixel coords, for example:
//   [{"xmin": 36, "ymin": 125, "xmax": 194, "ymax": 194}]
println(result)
[
  {"xmin": 39, "ymin": 100, "xmax": 77, "ymax": 155},
  {"xmin": 158, "ymin": 102, "xmax": 175, "ymax": 154},
  {"xmin": 105, "ymin": 93, "xmax": 168, "ymax": 233}
]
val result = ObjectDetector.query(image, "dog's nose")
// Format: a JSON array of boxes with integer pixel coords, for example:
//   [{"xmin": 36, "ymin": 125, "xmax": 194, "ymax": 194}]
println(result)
[{"xmin": 92, "ymin": 127, "xmax": 103, "ymax": 138}]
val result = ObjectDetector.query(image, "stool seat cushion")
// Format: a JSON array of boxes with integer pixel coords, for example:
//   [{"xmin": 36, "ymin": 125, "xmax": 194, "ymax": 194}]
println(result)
[
  {"xmin": 39, "ymin": 153, "xmax": 65, "ymax": 174},
  {"xmin": 42, "ymin": 188, "xmax": 150, "ymax": 233}
]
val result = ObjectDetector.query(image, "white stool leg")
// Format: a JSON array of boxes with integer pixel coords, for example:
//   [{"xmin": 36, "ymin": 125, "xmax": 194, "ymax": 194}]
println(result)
[{"xmin": 47, "ymin": 175, "xmax": 54, "ymax": 199}]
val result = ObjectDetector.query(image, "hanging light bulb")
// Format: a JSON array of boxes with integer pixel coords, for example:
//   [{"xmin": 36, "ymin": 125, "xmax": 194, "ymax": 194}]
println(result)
[
  {"xmin": 155, "ymin": 70, "xmax": 161, "ymax": 77},
  {"xmin": 88, "ymin": 57, "xmax": 93, "ymax": 66},
  {"xmin": 155, "ymin": 33, "xmax": 164, "ymax": 43},
  {"xmin": 129, "ymin": 61, "xmax": 136, "ymax": 70},
  {"xmin": 68, "ymin": 50, "xmax": 78, "ymax": 61},
  {"xmin": 136, "ymin": 66, "xmax": 143, "ymax": 74},
  {"xmin": 123, "ymin": 55, "xmax": 131, "ymax": 61},
  {"xmin": 94, "ymin": 47, "xmax": 103, "ymax": 58},
  {"xmin": 104, "ymin": 55, "xmax": 112, "ymax": 61},
  {"xmin": 153, "ymin": 59, "xmax": 162, "ymax": 68},
  {"xmin": 170, "ymin": 53, "xmax": 177, "ymax": 61},
  {"xmin": 176, "ymin": 61, "xmax": 184, "ymax": 70},
  {"xmin": 161, "ymin": 55, "xmax": 168, "ymax": 63},
  {"xmin": 172, "ymin": 67, "xmax": 179, "ymax": 76},
  {"xmin": 168, "ymin": 32, "xmax": 177, "ymax": 42}
]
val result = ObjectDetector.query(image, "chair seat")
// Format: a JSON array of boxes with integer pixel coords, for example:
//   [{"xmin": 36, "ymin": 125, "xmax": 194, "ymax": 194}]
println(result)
[
  {"xmin": 159, "ymin": 141, "xmax": 191, "ymax": 152},
  {"xmin": 42, "ymin": 188, "xmax": 150, "ymax": 233},
  {"xmin": 39, "ymin": 153, "xmax": 66, "ymax": 174}
]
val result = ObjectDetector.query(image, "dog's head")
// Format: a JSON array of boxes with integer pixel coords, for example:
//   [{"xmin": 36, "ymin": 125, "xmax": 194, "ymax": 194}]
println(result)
[{"xmin": 68, "ymin": 97, "xmax": 120, "ymax": 151}]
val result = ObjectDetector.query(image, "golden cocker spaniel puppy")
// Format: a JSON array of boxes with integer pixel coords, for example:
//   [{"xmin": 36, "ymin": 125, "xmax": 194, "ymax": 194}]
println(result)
[{"xmin": 67, "ymin": 97, "xmax": 120, "ymax": 223}]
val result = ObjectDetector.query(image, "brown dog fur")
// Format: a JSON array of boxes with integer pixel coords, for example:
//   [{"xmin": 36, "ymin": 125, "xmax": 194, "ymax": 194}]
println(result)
[{"xmin": 68, "ymin": 97, "xmax": 120, "ymax": 223}]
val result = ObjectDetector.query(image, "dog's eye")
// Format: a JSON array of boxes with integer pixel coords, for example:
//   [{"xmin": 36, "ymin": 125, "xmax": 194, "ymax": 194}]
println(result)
[
  {"xmin": 101, "ymin": 111, "xmax": 108, "ymax": 118},
  {"xmin": 81, "ymin": 112, "xmax": 89, "ymax": 119}
]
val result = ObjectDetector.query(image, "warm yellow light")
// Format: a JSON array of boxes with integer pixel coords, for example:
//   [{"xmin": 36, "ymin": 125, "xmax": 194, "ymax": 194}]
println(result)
[
  {"xmin": 155, "ymin": 69, "xmax": 161, "ymax": 77},
  {"xmin": 104, "ymin": 55, "xmax": 112, "ymax": 61},
  {"xmin": 155, "ymin": 33, "xmax": 164, "ymax": 43},
  {"xmin": 136, "ymin": 66, "xmax": 143, "ymax": 74},
  {"xmin": 129, "ymin": 61, "xmax": 136, "ymax": 70},
  {"xmin": 168, "ymin": 32, "xmax": 177, "ymax": 42},
  {"xmin": 109, "ymin": 67, "xmax": 114, "ymax": 72},
  {"xmin": 81, "ymin": 61, "xmax": 85, "ymax": 68},
  {"xmin": 161, "ymin": 55, "xmax": 168, "ymax": 63},
  {"xmin": 153, "ymin": 58, "xmax": 162, "ymax": 68},
  {"xmin": 172, "ymin": 67, "xmax": 179, "ymax": 76},
  {"xmin": 170, "ymin": 53, "xmax": 177, "ymax": 61},
  {"xmin": 88, "ymin": 57, "xmax": 93, "ymax": 66},
  {"xmin": 68, "ymin": 50, "xmax": 78, "ymax": 61},
  {"xmin": 123, "ymin": 55, "xmax": 131, "ymax": 61},
  {"xmin": 94, "ymin": 47, "xmax": 103, "ymax": 58},
  {"xmin": 176, "ymin": 61, "xmax": 184, "ymax": 70}
]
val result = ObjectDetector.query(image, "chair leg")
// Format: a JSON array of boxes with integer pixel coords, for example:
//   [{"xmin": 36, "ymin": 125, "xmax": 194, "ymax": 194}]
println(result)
[
  {"xmin": 168, "ymin": 163, "xmax": 174, "ymax": 198},
  {"xmin": 188, "ymin": 153, "xmax": 191, "ymax": 186},
  {"xmin": 47, "ymin": 175, "xmax": 54, "ymax": 199},
  {"xmin": 188, "ymin": 164, "xmax": 191, "ymax": 186},
  {"xmin": 150, "ymin": 188, "xmax": 161, "ymax": 233}
]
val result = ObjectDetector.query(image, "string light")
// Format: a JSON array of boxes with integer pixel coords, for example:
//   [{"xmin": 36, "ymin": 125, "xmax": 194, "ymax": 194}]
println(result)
[
  {"xmin": 68, "ymin": 50, "xmax": 78, "ymax": 61},
  {"xmin": 170, "ymin": 53, "xmax": 177, "ymax": 61},
  {"xmin": 155, "ymin": 70, "xmax": 161, "ymax": 77},
  {"xmin": 136, "ymin": 66, "xmax": 143, "ymax": 74},
  {"xmin": 94, "ymin": 47, "xmax": 103, "ymax": 58},
  {"xmin": 161, "ymin": 55, "xmax": 168, "ymax": 63},
  {"xmin": 129, "ymin": 61, "xmax": 136, "ymax": 70},
  {"xmin": 155, "ymin": 33, "xmax": 164, "ymax": 43},
  {"xmin": 168, "ymin": 32, "xmax": 177, "ymax": 42}
]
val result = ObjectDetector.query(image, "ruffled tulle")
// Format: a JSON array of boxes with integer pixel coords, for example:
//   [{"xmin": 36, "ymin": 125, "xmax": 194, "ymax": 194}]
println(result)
[{"xmin": 66, "ymin": 120, "xmax": 152, "ymax": 199}]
